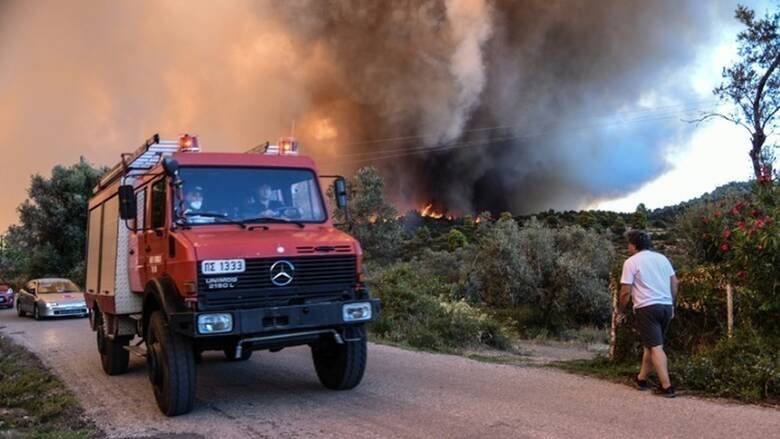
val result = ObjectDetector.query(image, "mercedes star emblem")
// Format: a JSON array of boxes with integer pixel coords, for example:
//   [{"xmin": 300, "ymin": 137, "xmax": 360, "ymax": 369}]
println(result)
[{"xmin": 269, "ymin": 260, "xmax": 294, "ymax": 286}]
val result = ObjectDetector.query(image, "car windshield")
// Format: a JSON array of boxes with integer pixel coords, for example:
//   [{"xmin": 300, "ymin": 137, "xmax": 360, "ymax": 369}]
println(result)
[
  {"xmin": 37, "ymin": 280, "xmax": 80, "ymax": 293},
  {"xmin": 176, "ymin": 167, "xmax": 327, "ymax": 225}
]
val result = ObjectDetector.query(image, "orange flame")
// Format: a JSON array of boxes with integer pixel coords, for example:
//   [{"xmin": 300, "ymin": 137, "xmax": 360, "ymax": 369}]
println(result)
[{"xmin": 420, "ymin": 203, "xmax": 452, "ymax": 220}]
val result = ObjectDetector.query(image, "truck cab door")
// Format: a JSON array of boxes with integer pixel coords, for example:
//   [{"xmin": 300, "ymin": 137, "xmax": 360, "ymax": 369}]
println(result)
[{"xmin": 143, "ymin": 178, "xmax": 169, "ymax": 283}]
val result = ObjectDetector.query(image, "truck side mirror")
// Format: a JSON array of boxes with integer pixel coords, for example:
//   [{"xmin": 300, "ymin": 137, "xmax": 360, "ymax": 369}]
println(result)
[
  {"xmin": 162, "ymin": 158, "xmax": 179, "ymax": 178},
  {"xmin": 334, "ymin": 177, "xmax": 348, "ymax": 209},
  {"xmin": 118, "ymin": 185, "xmax": 137, "ymax": 220}
]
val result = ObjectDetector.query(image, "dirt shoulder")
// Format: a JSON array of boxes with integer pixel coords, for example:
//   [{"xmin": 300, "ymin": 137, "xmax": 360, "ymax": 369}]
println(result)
[
  {"xmin": 0, "ymin": 333, "xmax": 102, "ymax": 438},
  {"xmin": 455, "ymin": 338, "xmax": 606, "ymax": 367}
]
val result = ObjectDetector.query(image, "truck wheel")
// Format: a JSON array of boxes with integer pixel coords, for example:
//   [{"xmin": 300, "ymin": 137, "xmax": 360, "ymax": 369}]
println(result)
[
  {"xmin": 96, "ymin": 317, "xmax": 130, "ymax": 375},
  {"xmin": 223, "ymin": 346, "xmax": 252, "ymax": 361},
  {"xmin": 146, "ymin": 311, "xmax": 195, "ymax": 416},
  {"xmin": 17, "ymin": 302, "xmax": 25, "ymax": 317},
  {"xmin": 311, "ymin": 326, "xmax": 367, "ymax": 390}
]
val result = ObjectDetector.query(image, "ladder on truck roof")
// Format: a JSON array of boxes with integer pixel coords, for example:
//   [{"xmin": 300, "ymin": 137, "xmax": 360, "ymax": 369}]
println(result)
[{"xmin": 94, "ymin": 134, "xmax": 180, "ymax": 193}]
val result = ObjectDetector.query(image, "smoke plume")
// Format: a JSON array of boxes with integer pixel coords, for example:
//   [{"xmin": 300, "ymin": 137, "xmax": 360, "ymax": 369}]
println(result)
[{"xmin": 0, "ymin": 0, "xmax": 730, "ymax": 230}]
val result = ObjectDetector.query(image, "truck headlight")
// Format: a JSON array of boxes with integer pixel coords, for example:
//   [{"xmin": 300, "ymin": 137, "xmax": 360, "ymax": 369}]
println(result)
[
  {"xmin": 342, "ymin": 302, "xmax": 372, "ymax": 322},
  {"xmin": 197, "ymin": 313, "xmax": 233, "ymax": 334}
]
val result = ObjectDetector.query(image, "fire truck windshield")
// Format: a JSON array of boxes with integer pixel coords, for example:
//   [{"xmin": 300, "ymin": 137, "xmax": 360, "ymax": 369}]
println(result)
[{"xmin": 176, "ymin": 167, "xmax": 327, "ymax": 224}]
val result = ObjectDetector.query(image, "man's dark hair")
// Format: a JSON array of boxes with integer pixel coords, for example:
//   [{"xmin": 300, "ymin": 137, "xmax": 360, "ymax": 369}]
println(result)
[{"xmin": 626, "ymin": 230, "xmax": 652, "ymax": 250}]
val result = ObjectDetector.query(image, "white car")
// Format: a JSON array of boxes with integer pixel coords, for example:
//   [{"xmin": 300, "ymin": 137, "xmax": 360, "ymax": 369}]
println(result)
[{"xmin": 16, "ymin": 278, "xmax": 89, "ymax": 320}]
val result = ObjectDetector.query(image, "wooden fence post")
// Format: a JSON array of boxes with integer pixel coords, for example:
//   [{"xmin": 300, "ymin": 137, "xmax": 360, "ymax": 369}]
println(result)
[
  {"xmin": 609, "ymin": 282, "xmax": 618, "ymax": 361},
  {"xmin": 726, "ymin": 283, "xmax": 734, "ymax": 339}
]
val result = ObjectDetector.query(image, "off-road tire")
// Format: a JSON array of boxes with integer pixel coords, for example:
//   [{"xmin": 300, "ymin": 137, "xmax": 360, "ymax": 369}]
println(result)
[
  {"xmin": 16, "ymin": 302, "xmax": 25, "ymax": 317},
  {"xmin": 146, "ymin": 311, "xmax": 195, "ymax": 416},
  {"xmin": 96, "ymin": 316, "xmax": 130, "ymax": 375},
  {"xmin": 311, "ymin": 326, "xmax": 367, "ymax": 390},
  {"xmin": 223, "ymin": 346, "xmax": 253, "ymax": 361}
]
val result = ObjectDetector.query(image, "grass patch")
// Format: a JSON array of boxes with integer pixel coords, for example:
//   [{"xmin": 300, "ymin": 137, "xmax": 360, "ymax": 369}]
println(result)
[
  {"xmin": 555, "ymin": 337, "xmax": 780, "ymax": 405},
  {"xmin": 553, "ymin": 355, "xmax": 636, "ymax": 382},
  {"xmin": 559, "ymin": 326, "xmax": 610, "ymax": 345},
  {"xmin": 0, "ymin": 335, "xmax": 102, "ymax": 438}
]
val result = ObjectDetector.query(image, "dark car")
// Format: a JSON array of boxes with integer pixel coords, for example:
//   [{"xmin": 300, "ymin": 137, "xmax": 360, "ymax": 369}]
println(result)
[
  {"xmin": 0, "ymin": 283, "xmax": 14, "ymax": 309},
  {"xmin": 16, "ymin": 278, "xmax": 89, "ymax": 320}
]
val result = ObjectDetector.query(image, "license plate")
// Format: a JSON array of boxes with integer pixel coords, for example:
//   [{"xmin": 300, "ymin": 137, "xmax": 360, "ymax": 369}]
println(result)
[{"xmin": 201, "ymin": 259, "xmax": 246, "ymax": 275}]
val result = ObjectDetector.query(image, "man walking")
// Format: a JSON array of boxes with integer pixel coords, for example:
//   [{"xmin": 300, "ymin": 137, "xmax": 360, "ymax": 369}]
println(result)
[{"xmin": 618, "ymin": 230, "xmax": 679, "ymax": 397}]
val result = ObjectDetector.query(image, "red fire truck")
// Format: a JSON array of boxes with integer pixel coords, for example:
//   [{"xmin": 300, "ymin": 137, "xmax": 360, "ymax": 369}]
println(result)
[{"xmin": 85, "ymin": 134, "xmax": 379, "ymax": 416}]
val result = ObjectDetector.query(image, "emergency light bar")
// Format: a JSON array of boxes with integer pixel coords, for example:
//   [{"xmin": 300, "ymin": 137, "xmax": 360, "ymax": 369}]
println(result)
[
  {"xmin": 264, "ymin": 137, "xmax": 299, "ymax": 155},
  {"xmin": 179, "ymin": 134, "xmax": 200, "ymax": 152}
]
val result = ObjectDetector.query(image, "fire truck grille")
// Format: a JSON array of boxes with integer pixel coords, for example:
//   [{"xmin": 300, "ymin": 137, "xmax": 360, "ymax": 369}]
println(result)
[{"xmin": 197, "ymin": 255, "xmax": 357, "ymax": 310}]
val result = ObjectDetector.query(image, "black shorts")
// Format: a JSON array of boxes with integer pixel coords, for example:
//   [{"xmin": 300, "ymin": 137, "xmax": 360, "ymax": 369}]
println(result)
[{"xmin": 634, "ymin": 304, "xmax": 673, "ymax": 348}]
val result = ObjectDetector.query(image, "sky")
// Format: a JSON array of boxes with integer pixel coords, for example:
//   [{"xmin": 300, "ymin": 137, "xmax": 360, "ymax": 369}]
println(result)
[
  {"xmin": 0, "ymin": 0, "xmax": 773, "ymax": 232},
  {"xmin": 593, "ymin": 22, "xmax": 761, "ymax": 212}
]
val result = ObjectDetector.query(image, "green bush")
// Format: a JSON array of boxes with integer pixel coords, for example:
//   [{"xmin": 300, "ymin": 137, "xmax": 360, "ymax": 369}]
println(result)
[
  {"xmin": 367, "ymin": 263, "xmax": 512, "ymax": 351},
  {"xmin": 447, "ymin": 228, "xmax": 467, "ymax": 251},
  {"xmin": 415, "ymin": 248, "xmax": 466, "ymax": 286},
  {"xmin": 462, "ymin": 217, "xmax": 538, "ymax": 308},
  {"xmin": 463, "ymin": 218, "xmax": 614, "ymax": 330},
  {"xmin": 678, "ymin": 332, "xmax": 779, "ymax": 401}
]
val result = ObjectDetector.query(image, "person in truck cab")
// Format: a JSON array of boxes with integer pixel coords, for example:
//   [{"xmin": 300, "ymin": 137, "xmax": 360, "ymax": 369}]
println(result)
[
  {"xmin": 254, "ymin": 183, "xmax": 284, "ymax": 217},
  {"xmin": 182, "ymin": 186, "xmax": 211, "ymax": 222},
  {"xmin": 184, "ymin": 186, "xmax": 204, "ymax": 211}
]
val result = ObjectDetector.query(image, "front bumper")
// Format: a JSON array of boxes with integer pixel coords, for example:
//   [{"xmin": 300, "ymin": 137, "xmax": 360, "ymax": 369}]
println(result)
[
  {"xmin": 0, "ymin": 297, "xmax": 13, "ymax": 307},
  {"xmin": 168, "ymin": 299, "xmax": 381, "ymax": 338},
  {"xmin": 40, "ymin": 305, "xmax": 89, "ymax": 317}
]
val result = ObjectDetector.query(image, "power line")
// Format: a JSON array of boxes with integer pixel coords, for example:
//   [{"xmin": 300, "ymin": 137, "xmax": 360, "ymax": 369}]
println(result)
[
  {"xmin": 330, "ymin": 103, "xmax": 720, "ymax": 165},
  {"xmin": 322, "ymin": 98, "xmax": 719, "ymax": 152}
]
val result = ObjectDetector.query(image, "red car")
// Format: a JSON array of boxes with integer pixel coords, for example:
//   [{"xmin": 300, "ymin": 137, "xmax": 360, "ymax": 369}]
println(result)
[{"xmin": 0, "ymin": 283, "xmax": 14, "ymax": 309}]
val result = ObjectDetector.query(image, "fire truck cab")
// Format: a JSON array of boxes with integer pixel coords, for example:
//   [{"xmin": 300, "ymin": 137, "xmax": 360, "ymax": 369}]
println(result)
[{"xmin": 85, "ymin": 134, "xmax": 379, "ymax": 416}]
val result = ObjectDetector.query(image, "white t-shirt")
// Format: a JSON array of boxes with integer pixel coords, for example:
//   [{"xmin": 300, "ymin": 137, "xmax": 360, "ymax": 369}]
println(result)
[{"xmin": 620, "ymin": 250, "xmax": 675, "ymax": 310}]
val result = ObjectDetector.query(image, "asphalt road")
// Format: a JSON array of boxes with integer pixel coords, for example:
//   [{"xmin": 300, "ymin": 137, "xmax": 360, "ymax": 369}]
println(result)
[{"xmin": 1, "ymin": 308, "xmax": 778, "ymax": 439}]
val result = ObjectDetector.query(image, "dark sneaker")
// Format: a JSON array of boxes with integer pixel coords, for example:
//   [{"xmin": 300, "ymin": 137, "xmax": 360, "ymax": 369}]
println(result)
[
  {"xmin": 654, "ymin": 385, "xmax": 676, "ymax": 398},
  {"xmin": 634, "ymin": 375, "xmax": 650, "ymax": 391}
]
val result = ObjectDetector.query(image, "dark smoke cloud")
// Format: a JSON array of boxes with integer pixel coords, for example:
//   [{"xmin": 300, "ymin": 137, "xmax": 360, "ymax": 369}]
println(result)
[
  {"xmin": 275, "ymin": 0, "xmax": 730, "ymax": 214},
  {"xmin": 0, "ymin": 0, "xmax": 733, "ymax": 232}
]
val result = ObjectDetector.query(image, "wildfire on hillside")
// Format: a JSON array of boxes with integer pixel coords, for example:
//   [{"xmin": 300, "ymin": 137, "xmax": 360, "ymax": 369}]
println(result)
[{"xmin": 420, "ymin": 203, "xmax": 453, "ymax": 220}]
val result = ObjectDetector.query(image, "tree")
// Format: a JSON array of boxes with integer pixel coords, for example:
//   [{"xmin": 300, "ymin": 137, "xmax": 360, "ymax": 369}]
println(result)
[
  {"xmin": 0, "ymin": 159, "xmax": 105, "ymax": 286},
  {"xmin": 459, "ymin": 214, "xmax": 477, "ymax": 242},
  {"xmin": 705, "ymin": 5, "xmax": 780, "ymax": 178},
  {"xmin": 575, "ymin": 211, "xmax": 597, "ymax": 229},
  {"xmin": 333, "ymin": 166, "xmax": 403, "ymax": 261},
  {"xmin": 447, "ymin": 228, "xmax": 467, "ymax": 251},
  {"xmin": 631, "ymin": 203, "xmax": 649, "ymax": 229}
]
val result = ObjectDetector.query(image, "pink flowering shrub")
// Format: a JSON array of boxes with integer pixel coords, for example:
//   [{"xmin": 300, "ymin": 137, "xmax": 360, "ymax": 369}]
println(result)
[{"xmin": 684, "ymin": 170, "xmax": 779, "ymax": 335}]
